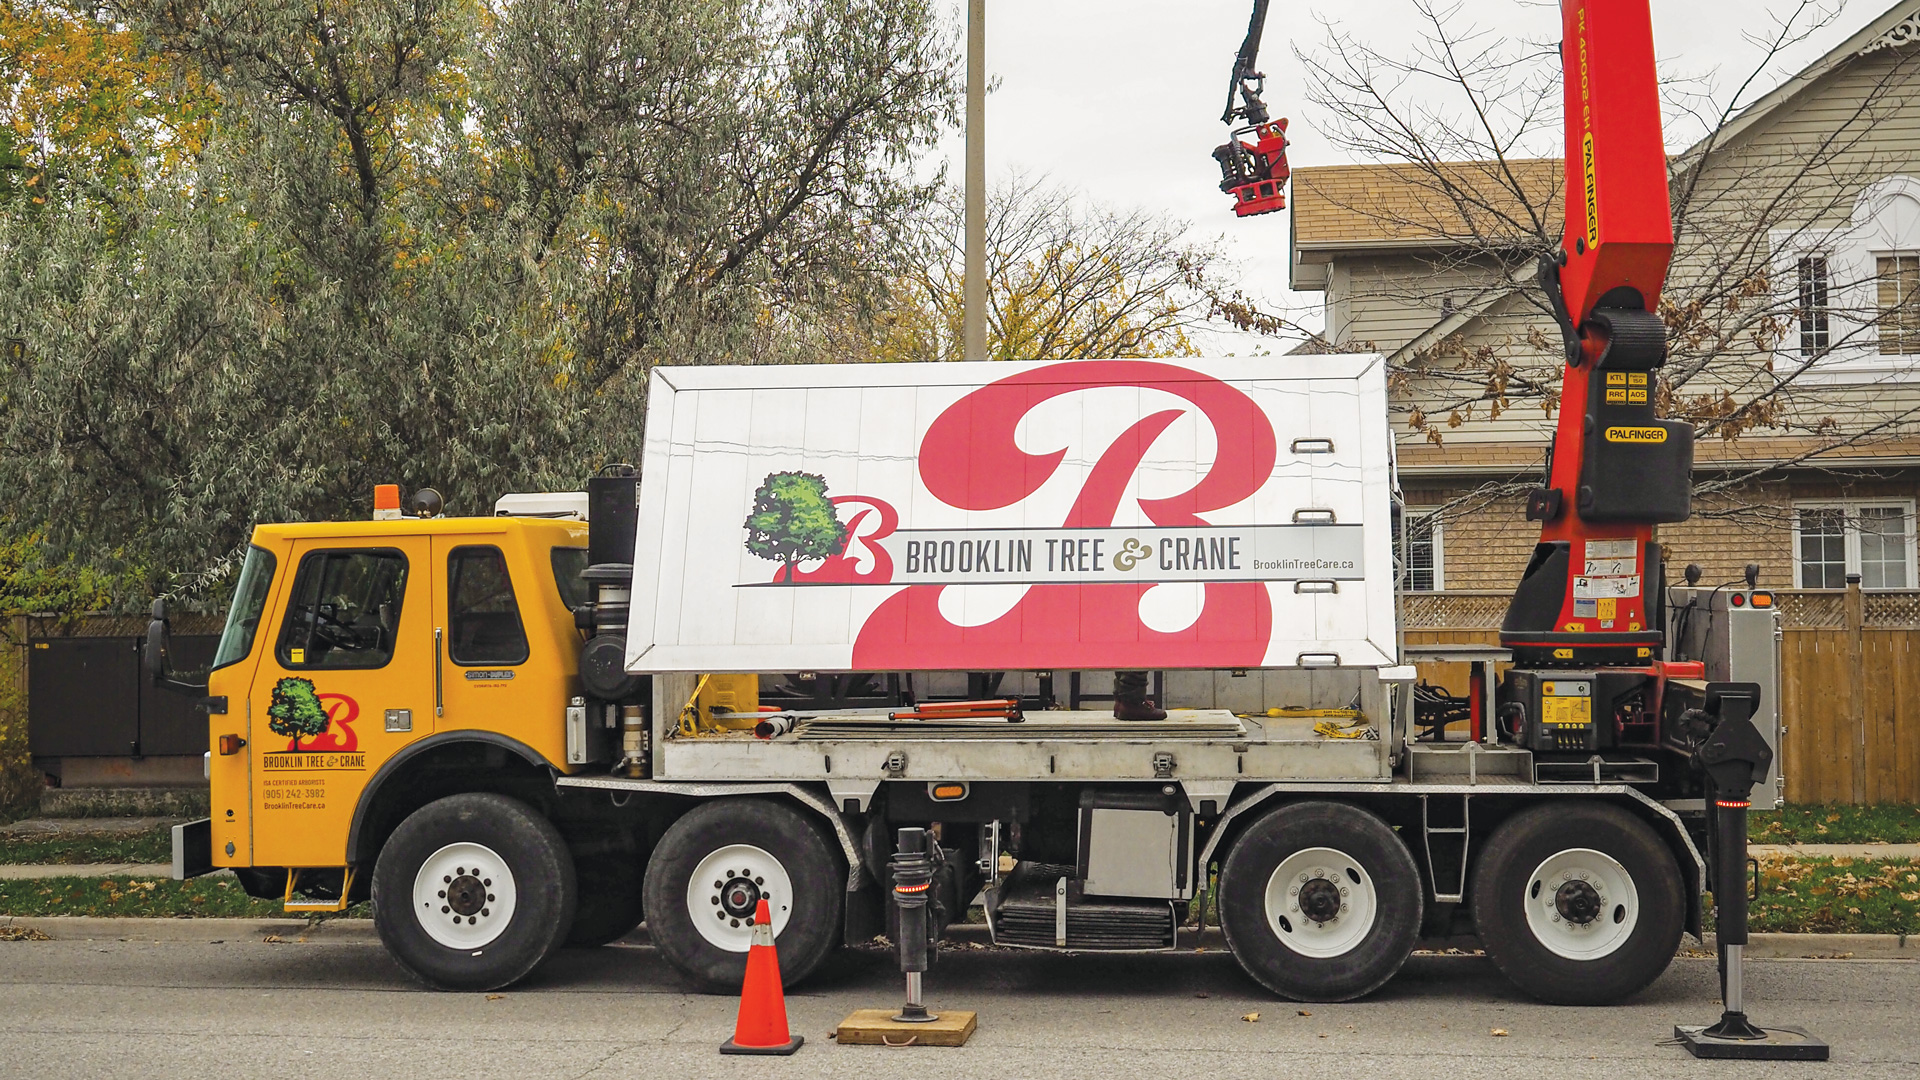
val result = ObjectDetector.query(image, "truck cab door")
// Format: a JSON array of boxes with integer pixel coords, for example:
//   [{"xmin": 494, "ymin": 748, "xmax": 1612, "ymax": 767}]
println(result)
[
  {"xmin": 431, "ymin": 538, "xmax": 549, "ymax": 743},
  {"xmin": 248, "ymin": 536, "xmax": 434, "ymax": 868}
]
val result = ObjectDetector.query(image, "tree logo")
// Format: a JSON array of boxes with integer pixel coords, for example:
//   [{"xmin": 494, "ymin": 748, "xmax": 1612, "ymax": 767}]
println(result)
[
  {"xmin": 743, "ymin": 471, "xmax": 850, "ymax": 583},
  {"xmin": 268, "ymin": 677, "xmax": 331, "ymax": 750}
]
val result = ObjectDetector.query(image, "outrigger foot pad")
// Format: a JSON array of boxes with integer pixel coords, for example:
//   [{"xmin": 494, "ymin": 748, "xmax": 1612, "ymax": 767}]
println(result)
[{"xmin": 1674, "ymin": 1022, "xmax": 1828, "ymax": 1061}]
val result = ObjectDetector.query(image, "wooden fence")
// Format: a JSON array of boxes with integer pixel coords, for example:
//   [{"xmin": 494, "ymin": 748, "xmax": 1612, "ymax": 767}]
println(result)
[{"xmin": 1401, "ymin": 589, "xmax": 1920, "ymax": 805}]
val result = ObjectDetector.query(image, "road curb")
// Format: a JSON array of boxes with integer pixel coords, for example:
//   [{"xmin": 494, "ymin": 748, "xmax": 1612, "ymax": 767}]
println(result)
[
  {"xmin": 0, "ymin": 915, "xmax": 378, "ymax": 943},
  {"xmin": 1, "ymin": 916, "xmax": 1912, "ymax": 958}
]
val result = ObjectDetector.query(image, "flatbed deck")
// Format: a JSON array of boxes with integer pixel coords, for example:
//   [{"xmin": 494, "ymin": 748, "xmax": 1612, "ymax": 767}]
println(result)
[{"xmin": 654, "ymin": 708, "xmax": 1390, "ymax": 784}]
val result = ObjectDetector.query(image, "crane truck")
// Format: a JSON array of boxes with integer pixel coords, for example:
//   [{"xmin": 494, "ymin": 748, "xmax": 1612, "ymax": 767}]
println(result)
[{"xmin": 144, "ymin": 0, "xmax": 1800, "ymax": 1037}]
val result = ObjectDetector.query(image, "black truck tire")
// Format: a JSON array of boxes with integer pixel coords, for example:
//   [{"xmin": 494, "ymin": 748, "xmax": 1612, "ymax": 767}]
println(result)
[
  {"xmin": 1217, "ymin": 800, "xmax": 1423, "ymax": 1001},
  {"xmin": 565, "ymin": 828, "xmax": 646, "ymax": 947},
  {"xmin": 1470, "ymin": 801, "xmax": 1684, "ymax": 1005},
  {"xmin": 642, "ymin": 798, "xmax": 843, "ymax": 993},
  {"xmin": 371, "ymin": 792, "xmax": 577, "ymax": 991}
]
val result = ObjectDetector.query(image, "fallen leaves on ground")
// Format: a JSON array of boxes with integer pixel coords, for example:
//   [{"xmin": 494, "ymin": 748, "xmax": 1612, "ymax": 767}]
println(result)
[
  {"xmin": 1490, "ymin": 1028, "xmax": 1510, "ymax": 1037},
  {"xmin": 1241, "ymin": 1011, "xmax": 1260, "ymax": 1022},
  {"xmin": 0, "ymin": 926, "xmax": 51, "ymax": 941}
]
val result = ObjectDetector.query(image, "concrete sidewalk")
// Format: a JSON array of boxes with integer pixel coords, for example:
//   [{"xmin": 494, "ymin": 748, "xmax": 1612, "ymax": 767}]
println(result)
[
  {"xmin": 1752, "ymin": 843, "xmax": 1920, "ymax": 858},
  {"xmin": 0, "ymin": 863, "xmax": 176, "ymax": 880}
]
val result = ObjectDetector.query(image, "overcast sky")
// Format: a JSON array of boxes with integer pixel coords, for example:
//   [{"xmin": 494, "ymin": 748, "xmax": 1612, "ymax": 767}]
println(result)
[{"xmin": 930, "ymin": 0, "xmax": 1885, "ymax": 350}]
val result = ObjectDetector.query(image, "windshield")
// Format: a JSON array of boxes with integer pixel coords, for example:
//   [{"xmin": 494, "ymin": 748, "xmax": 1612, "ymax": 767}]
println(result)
[{"xmin": 212, "ymin": 546, "xmax": 277, "ymax": 670}]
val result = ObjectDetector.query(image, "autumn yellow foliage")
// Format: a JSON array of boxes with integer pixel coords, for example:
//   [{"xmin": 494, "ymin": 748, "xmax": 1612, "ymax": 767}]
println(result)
[{"xmin": 0, "ymin": 4, "xmax": 207, "ymax": 200}]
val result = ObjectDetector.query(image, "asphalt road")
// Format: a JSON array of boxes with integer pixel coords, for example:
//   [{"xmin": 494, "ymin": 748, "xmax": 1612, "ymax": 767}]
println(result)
[{"xmin": 2, "ymin": 935, "xmax": 1914, "ymax": 1080}]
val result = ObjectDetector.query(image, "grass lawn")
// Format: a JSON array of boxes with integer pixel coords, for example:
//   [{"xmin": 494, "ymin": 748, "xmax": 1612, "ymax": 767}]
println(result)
[
  {"xmin": 1743, "ymin": 856, "xmax": 1920, "ymax": 935},
  {"xmin": 1752, "ymin": 804, "xmax": 1920, "ymax": 844},
  {"xmin": 1, "ymin": 828, "xmax": 173, "ymax": 865},
  {"xmin": 0, "ymin": 875, "xmax": 369, "ymax": 919}
]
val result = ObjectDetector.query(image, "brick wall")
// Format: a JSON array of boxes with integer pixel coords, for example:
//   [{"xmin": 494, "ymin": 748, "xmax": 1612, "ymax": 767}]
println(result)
[{"xmin": 1406, "ymin": 470, "xmax": 1920, "ymax": 591}]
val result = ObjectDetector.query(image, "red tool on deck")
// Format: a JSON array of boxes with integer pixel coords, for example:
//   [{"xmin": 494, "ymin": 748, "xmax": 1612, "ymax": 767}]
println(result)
[{"xmin": 1213, "ymin": 0, "xmax": 1290, "ymax": 217}]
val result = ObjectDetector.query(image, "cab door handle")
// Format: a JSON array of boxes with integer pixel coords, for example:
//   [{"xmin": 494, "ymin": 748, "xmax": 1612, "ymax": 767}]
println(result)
[{"xmin": 434, "ymin": 626, "xmax": 445, "ymax": 717}]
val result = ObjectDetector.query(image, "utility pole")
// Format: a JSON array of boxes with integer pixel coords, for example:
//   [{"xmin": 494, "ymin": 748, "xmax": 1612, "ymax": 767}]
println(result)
[{"xmin": 963, "ymin": 0, "xmax": 986, "ymax": 362}]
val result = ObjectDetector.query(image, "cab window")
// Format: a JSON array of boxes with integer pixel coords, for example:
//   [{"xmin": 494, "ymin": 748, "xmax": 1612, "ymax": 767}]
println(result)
[
  {"xmin": 449, "ymin": 546, "xmax": 529, "ymax": 665},
  {"xmin": 276, "ymin": 550, "xmax": 408, "ymax": 669},
  {"xmin": 551, "ymin": 547, "xmax": 588, "ymax": 610},
  {"xmin": 212, "ymin": 546, "xmax": 276, "ymax": 670}
]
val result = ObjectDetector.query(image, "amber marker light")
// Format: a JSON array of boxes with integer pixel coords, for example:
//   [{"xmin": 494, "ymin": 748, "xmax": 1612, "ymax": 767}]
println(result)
[
  {"xmin": 218, "ymin": 734, "xmax": 246, "ymax": 755},
  {"xmin": 373, "ymin": 484, "xmax": 402, "ymax": 521}
]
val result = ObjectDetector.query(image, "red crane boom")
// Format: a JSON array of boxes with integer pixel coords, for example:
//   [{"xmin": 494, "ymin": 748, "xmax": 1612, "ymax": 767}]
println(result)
[{"xmin": 1501, "ymin": 0, "xmax": 1694, "ymax": 666}]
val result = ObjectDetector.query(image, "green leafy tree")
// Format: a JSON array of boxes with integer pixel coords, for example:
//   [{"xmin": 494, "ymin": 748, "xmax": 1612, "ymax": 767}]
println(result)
[
  {"xmin": 744, "ymin": 472, "xmax": 848, "ymax": 583},
  {"xmin": 267, "ymin": 677, "xmax": 329, "ymax": 750},
  {"xmin": 0, "ymin": 0, "xmax": 959, "ymax": 607}
]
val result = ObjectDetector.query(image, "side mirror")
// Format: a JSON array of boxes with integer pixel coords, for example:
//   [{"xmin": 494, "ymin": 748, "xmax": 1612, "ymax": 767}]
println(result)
[
  {"xmin": 144, "ymin": 599, "xmax": 171, "ymax": 680},
  {"xmin": 143, "ymin": 599, "xmax": 207, "ymax": 694}
]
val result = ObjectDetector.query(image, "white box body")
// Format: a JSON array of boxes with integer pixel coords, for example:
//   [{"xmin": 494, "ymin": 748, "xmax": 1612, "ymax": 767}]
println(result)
[{"xmin": 627, "ymin": 356, "xmax": 1397, "ymax": 673}]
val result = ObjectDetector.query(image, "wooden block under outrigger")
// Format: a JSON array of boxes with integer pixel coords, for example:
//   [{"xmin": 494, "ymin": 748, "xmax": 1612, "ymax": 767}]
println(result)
[{"xmin": 834, "ymin": 1008, "xmax": 977, "ymax": 1047}]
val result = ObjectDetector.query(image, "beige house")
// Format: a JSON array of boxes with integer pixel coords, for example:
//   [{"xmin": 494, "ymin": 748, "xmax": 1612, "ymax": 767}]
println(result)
[{"xmin": 1290, "ymin": 1, "xmax": 1920, "ymax": 594}]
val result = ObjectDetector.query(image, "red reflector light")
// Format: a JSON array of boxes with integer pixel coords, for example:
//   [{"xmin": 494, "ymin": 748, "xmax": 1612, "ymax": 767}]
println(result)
[
  {"xmin": 1730, "ymin": 593, "xmax": 1745, "ymax": 607},
  {"xmin": 1751, "ymin": 592, "xmax": 1774, "ymax": 608},
  {"xmin": 218, "ymin": 734, "xmax": 246, "ymax": 755}
]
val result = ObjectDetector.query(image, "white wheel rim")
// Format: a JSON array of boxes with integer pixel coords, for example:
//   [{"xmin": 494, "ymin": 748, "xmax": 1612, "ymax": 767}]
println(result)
[
  {"xmin": 688, "ymin": 844, "xmax": 794, "ymax": 952},
  {"xmin": 1523, "ymin": 848, "xmax": 1640, "ymax": 960},
  {"xmin": 1263, "ymin": 846, "xmax": 1378, "ymax": 958},
  {"xmin": 413, "ymin": 842, "xmax": 517, "ymax": 950}
]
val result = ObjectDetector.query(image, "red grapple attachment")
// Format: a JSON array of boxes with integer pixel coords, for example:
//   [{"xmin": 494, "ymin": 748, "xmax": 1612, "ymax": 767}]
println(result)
[{"xmin": 1219, "ymin": 118, "xmax": 1291, "ymax": 217}]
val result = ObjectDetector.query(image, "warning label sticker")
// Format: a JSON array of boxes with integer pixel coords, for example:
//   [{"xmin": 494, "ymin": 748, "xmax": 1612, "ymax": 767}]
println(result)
[
  {"xmin": 1583, "ymin": 557, "xmax": 1636, "ymax": 576},
  {"xmin": 1574, "ymin": 575, "xmax": 1641, "ymax": 599},
  {"xmin": 1542, "ymin": 695, "xmax": 1592, "ymax": 728},
  {"xmin": 1585, "ymin": 538, "xmax": 1637, "ymax": 560}
]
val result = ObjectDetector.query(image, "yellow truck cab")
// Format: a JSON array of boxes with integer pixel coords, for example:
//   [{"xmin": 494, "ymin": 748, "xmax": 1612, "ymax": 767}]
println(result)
[{"xmin": 159, "ymin": 491, "xmax": 633, "ymax": 988}]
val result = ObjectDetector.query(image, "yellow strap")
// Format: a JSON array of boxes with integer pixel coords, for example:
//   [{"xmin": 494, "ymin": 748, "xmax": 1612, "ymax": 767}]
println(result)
[{"xmin": 678, "ymin": 674, "xmax": 713, "ymax": 738}]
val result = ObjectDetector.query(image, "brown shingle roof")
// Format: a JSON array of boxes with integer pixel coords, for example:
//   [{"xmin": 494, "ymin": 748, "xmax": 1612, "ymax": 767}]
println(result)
[{"xmin": 1292, "ymin": 160, "xmax": 1565, "ymax": 249}]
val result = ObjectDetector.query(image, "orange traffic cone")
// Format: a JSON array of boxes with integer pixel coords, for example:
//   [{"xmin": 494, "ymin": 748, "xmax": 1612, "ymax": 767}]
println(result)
[{"xmin": 719, "ymin": 898, "xmax": 804, "ymax": 1055}]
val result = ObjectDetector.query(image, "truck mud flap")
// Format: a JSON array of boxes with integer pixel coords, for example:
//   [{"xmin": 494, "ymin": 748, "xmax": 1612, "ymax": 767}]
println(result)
[{"xmin": 171, "ymin": 818, "xmax": 213, "ymax": 880}]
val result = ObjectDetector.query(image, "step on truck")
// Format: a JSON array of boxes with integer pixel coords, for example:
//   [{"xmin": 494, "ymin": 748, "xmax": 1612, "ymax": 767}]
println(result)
[{"xmin": 150, "ymin": 352, "xmax": 1779, "ymax": 1005}]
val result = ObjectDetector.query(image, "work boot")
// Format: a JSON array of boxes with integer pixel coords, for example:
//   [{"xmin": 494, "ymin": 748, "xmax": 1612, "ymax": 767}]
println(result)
[{"xmin": 1113, "ymin": 670, "xmax": 1167, "ymax": 721}]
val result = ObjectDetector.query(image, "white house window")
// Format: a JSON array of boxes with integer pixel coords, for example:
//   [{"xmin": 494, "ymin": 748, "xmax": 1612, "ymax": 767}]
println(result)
[
  {"xmin": 1794, "ymin": 501, "xmax": 1916, "ymax": 588},
  {"xmin": 1392, "ymin": 505, "xmax": 1444, "ymax": 591},
  {"xmin": 1797, "ymin": 256, "xmax": 1829, "ymax": 356},
  {"xmin": 1877, "ymin": 254, "xmax": 1920, "ymax": 354},
  {"xmin": 1770, "ymin": 175, "xmax": 1920, "ymax": 379}
]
